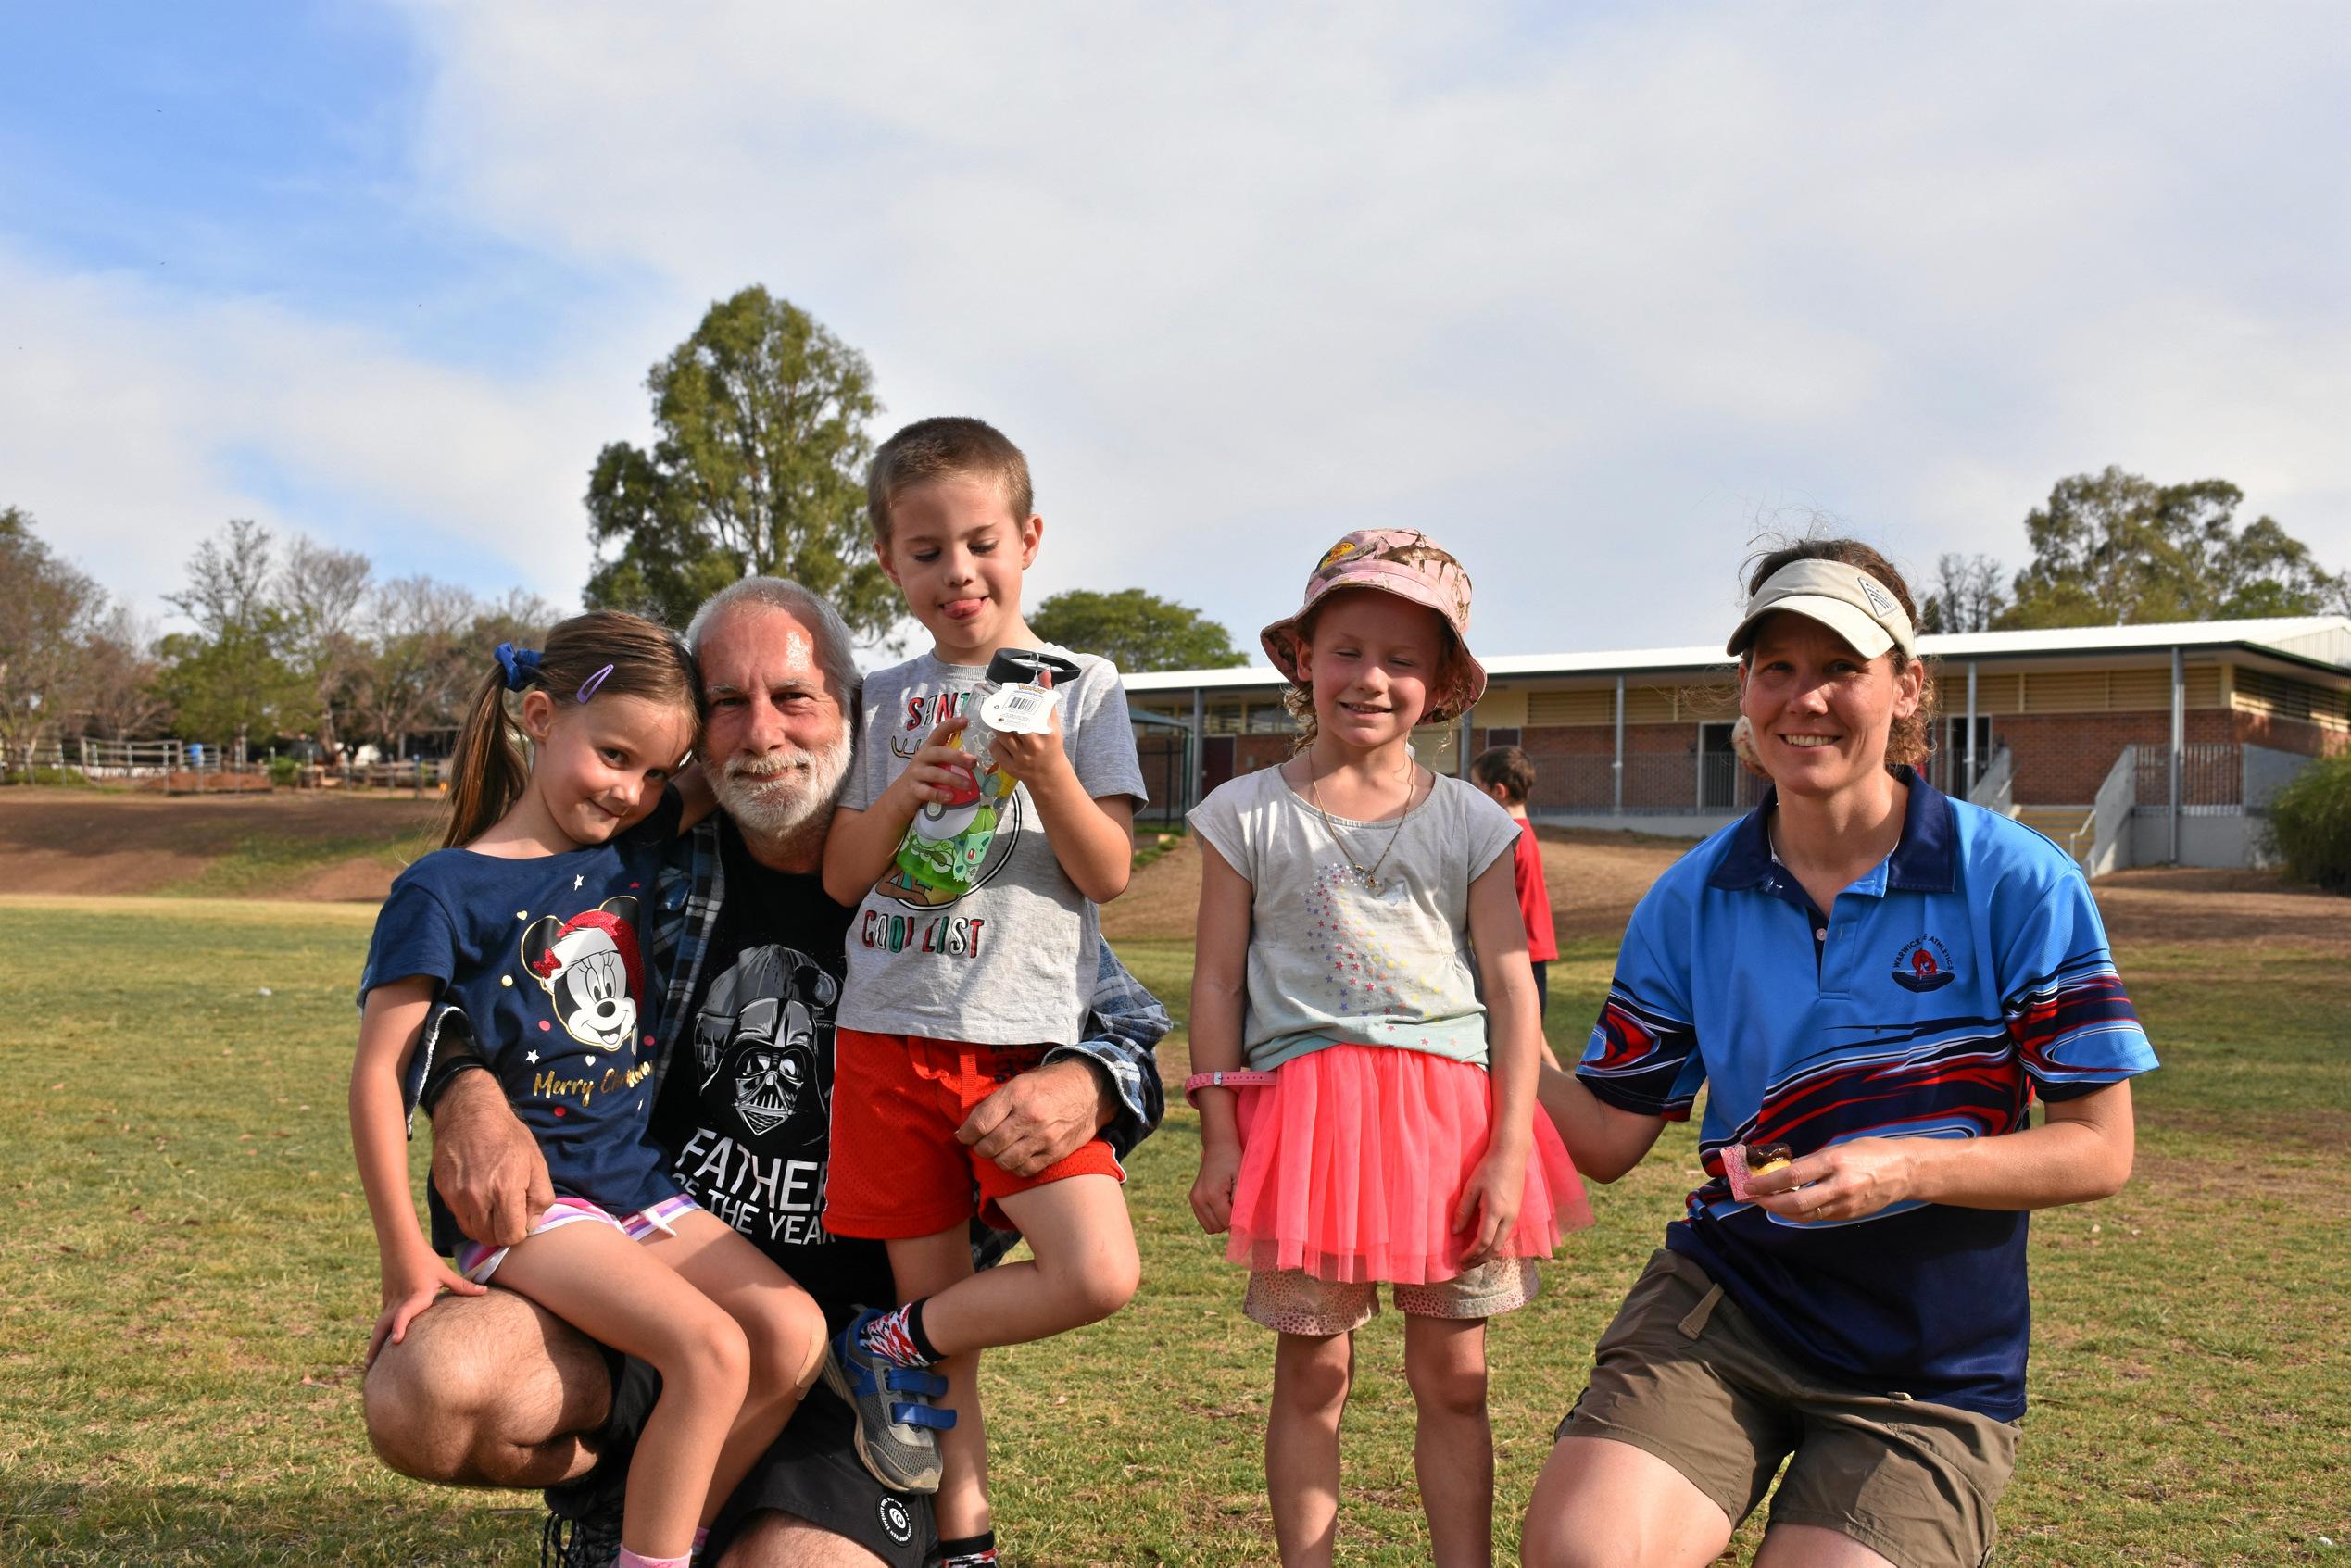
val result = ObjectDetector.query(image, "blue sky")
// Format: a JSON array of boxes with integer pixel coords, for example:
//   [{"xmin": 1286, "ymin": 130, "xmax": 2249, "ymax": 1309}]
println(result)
[
  {"xmin": 0, "ymin": 4, "xmax": 622, "ymax": 367},
  {"xmin": 4, "ymin": 2, "xmax": 2346, "ymax": 659}
]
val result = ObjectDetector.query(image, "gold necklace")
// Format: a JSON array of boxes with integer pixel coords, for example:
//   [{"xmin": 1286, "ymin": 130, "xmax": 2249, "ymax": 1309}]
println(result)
[{"xmin": 1308, "ymin": 763, "xmax": 1421, "ymax": 893}]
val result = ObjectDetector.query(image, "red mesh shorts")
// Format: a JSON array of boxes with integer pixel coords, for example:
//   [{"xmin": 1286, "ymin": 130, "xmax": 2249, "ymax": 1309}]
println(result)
[{"xmin": 823, "ymin": 1028, "xmax": 1125, "ymax": 1238}]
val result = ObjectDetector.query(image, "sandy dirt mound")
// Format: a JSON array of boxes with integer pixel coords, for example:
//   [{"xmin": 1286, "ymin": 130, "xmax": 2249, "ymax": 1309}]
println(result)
[
  {"xmin": 1102, "ymin": 833, "xmax": 1205, "ymax": 942},
  {"xmin": 1533, "ymin": 827, "xmax": 1696, "ymax": 942},
  {"xmin": 0, "ymin": 788, "xmax": 442, "ymax": 900},
  {"xmin": 2090, "ymin": 866, "xmax": 2351, "ymax": 952}
]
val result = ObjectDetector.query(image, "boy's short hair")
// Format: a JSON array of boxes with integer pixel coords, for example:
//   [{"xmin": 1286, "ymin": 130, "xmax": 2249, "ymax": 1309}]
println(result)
[
  {"xmin": 866, "ymin": 417, "xmax": 1035, "ymax": 547},
  {"xmin": 1472, "ymin": 745, "xmax": 1537, "ymax": 805}
]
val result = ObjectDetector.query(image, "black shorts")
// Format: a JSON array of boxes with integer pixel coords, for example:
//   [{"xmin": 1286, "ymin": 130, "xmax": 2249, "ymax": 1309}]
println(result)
[{"xmin": 705, "ymin": 1381, "xmax": 938, "ymax": 1567}]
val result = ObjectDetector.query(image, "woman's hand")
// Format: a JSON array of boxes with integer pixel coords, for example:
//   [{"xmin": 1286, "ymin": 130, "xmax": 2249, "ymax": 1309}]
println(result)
[
  {"xmin": 1190, "ymin": 1135, "xmax": 1242, "ymax": 1235},
  {"xmin": 367, "ymin": 1251, "xmax": 485, "ymax": 1367},
  {"xmin": 1453, "ymin": 1146, "xmax": 1527, "ymax": 1268},
  {"xmin": 1749, "ymin": 1137, "xmax": 1917, "ymax": 1224}
]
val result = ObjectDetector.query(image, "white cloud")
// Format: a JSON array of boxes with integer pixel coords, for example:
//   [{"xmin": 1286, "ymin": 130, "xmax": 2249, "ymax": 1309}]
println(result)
[
  {"xmin": 8, "ymin": 2, "xmax": 2346, "ymax": 658},
  {"xmin": 0, "ymin": 245, "xmax": 652, "ymax": 621}
]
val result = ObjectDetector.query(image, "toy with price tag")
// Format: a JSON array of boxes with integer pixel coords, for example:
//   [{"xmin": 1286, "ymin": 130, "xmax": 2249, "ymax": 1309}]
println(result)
[{"xmin": 883, "ymin": 649, "xmax": 1082, "ymax": 907}]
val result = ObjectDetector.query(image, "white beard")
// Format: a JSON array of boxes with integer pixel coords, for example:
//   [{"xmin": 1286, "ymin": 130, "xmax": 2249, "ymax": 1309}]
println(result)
[{"xmin": 716, "ymin": 730, "xmax": 853, "ymax": 839}]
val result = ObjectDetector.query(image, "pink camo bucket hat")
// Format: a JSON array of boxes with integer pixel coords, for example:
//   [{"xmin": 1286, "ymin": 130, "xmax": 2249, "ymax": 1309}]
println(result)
[{"xmin": 1260, "ymin": 529, "xmax": 1488, "ymax": 726}]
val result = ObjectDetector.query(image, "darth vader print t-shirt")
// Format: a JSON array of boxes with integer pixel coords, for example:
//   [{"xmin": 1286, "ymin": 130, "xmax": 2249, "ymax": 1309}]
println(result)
[{"xmin": 649, "ymin": 814, "xmax": 893, "ymax": 1318}]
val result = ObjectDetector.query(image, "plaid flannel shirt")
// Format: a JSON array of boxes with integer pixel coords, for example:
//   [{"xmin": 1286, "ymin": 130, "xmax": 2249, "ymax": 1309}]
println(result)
[{"xmin": 648, "ymin": 817, "xmax": 1169, "ymax": 1157}]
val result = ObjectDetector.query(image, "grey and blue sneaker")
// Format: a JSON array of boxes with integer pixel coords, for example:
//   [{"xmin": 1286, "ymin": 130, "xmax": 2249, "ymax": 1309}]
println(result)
[{"xmin": 822, "ymin": 1308, "xmax": 954, "ymax": 1494}]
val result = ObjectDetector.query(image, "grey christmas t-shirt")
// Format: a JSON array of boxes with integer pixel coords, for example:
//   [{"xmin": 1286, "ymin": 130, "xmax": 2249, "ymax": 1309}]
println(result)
[
  {"xmin": 1187, "ymin": 765, "xmax": 1521, "ymax": 1071},
  {"xmin": 838, "ymin": 649, "xmax": 1147, "ymax": 1047}
]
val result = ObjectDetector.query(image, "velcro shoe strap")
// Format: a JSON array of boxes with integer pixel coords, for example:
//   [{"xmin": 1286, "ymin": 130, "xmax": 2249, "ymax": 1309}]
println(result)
[
  {"xmin": 891, "ymin": 1402, "xmax": 958, "ymax": 1431},
  {"xmin": 885, "ymin": 1367, "xmax": 949, "ymax": 1399}
]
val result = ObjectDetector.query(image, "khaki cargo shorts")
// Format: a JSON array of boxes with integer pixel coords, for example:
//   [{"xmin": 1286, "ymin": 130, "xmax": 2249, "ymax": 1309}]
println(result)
[
  {"xmin": 1244, "ymin": 1257, "xmax": 1540, "ymax": 1336},
  {"xmin": 1555, "ymin": 1248, "xmax": 2019, "ymax": 1567}
]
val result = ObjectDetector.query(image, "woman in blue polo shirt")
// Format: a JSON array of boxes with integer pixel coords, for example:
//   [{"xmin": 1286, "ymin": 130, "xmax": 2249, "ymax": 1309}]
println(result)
[{"xmin": 1523, "ymin": 540, "xmax": 2156, "ymax": 1568}]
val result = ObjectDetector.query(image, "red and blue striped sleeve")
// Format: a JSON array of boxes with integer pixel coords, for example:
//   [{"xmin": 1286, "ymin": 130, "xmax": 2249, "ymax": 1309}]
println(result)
[
  {"xmin": 1996, "ymin": 866, "xmax": 2156, "ymax": 1099},
  {"xmin": 1577, "ymin": 914, "xmax": 1704, "ymax": 1120}
]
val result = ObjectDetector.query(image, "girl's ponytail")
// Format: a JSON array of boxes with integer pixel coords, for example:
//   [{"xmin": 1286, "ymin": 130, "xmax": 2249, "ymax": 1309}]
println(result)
[
  {"xmin": 438, "ymin": 611, "xmax": 699, "ymax": 850},
  {"xmin": 443, "ymin": 655, "xmax": 534, "ymax": 849}
]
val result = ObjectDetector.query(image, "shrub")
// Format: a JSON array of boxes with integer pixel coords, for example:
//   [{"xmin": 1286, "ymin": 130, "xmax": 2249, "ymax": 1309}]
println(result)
[
  {"xmin": 2263, "ymin": 748, "xmax": 2351, "ymax": 892},
  {"xmin": 267, "ymin": 757, "xmax": 301, "ymax": 788}
]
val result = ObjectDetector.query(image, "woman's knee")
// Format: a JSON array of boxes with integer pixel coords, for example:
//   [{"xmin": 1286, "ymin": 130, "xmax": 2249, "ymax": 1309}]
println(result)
[{"xmin": 1521, "ymin": 1436, "xmax": 1729, "ymax": 1568}]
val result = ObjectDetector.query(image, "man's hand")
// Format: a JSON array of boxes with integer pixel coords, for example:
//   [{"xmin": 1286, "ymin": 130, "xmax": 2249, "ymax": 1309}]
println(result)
[
  {"xmin": 431, "ymin": 1072, "xmax": 553, "ymax": 1248},
  {"xmin": 955, "ymin": 1056, "xmax": 1111, "ymax": 1176}
]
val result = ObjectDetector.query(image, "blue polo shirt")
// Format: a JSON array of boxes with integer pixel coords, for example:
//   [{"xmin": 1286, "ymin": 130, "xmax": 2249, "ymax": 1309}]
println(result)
[{"xmin": 1578, "ymin": 769, "xmax": 2156, "ymax": 1420}]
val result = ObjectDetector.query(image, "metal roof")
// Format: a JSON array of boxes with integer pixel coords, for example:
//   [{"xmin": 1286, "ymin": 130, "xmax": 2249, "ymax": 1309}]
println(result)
[{"xmin": 1123, "ymin": 615, "xmax": 2351, "ymax": 694}]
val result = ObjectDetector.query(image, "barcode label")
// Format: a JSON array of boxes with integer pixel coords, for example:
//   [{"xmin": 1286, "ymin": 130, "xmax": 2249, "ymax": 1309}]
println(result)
[{"xmin": 979, "ymin": 681, "xmax": 1058, "ymax": 734}]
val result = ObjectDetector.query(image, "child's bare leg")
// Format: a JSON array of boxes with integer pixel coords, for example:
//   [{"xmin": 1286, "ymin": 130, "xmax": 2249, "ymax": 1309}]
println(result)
[
  {"xmin": 885, "ymin": 1227, "xmax": 988, "ymax": 1541},
  {"xmin": 641, "ymin": 1210, "xmax": 828, "ymax": 1525},
  {"xmin": 491, "ymin": 1223, "xmax": 750, "ymax": 1561},
  {"xmin": 917, "ymin": 1175, "xmax": 1139, "ymax": 1352},
  {"xmin": 863, "ymin": 1181, "xmax": 1137, "ymax": 1551},
  {"xmin": 1268, "ymin": 1330, "xmax": 1352, "ymax": 1568},
  {"xmin": 1404, "ymin": 1314, "xmax": 1493, "ymax": 1568}
]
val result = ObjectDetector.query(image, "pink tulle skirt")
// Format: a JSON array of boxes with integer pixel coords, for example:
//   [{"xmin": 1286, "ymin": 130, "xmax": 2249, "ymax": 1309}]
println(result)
[{"xmin": 1226, "ymin": 1043, "xmax": 1593, "ymax": 1286}]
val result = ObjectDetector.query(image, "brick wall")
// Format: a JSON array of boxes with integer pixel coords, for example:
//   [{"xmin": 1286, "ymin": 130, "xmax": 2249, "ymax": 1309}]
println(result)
[
  {"xmin": 1482, "ymin": 721, "xmax": 1706, "ymax": 810},
  {"xmin": 1998, "ymin": 711, "xmax": 2233, "ymax": 802},
  {"xmin": 1235, "ymin": 734, "xmax": 1291, "ymax": 773},
  {"xmin": 2231, "ymin": 709, "xmax": 2349, "ymax": 758}
]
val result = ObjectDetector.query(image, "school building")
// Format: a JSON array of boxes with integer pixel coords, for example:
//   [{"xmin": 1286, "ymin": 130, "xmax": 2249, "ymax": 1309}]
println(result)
[{"xmin": 1126, "ymin": 615, "xmax": 2351, "ymax": 875}]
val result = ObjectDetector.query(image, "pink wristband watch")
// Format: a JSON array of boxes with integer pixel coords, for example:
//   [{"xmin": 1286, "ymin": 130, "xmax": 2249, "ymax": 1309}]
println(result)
[{"xmin": 1180, "ymin": 1068, "xmax": 1279, "ymax": 1107}]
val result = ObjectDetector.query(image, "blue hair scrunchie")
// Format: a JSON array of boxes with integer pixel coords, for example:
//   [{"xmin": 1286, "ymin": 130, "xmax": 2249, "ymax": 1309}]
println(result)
[{"xmin": 494, "ymin": 642, "xmax": 542, "ymax": 692}]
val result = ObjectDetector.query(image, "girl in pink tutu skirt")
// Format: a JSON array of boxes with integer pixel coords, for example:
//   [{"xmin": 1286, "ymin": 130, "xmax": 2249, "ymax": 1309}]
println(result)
[{"xmin": 1186, "ymin": 530, "xmax": 1590, "ymax": 1567}]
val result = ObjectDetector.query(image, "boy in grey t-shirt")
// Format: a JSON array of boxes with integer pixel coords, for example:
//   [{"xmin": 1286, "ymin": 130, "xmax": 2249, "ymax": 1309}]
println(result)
[{"xmin": 816, "ymin": 418, "xmax": 1146, "ymax": 1568}]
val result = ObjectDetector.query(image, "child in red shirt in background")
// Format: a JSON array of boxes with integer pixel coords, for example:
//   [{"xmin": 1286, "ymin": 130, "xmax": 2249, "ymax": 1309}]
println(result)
[{"xmin": 1473, "ymin": 746, "xmax": 1557, "ymax": 1021}]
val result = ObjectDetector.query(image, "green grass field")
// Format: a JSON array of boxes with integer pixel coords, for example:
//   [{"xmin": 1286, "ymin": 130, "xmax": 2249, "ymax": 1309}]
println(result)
[{"xmin": 3, "ymin": 897, "xmax": 2345, "ymax": 1565}]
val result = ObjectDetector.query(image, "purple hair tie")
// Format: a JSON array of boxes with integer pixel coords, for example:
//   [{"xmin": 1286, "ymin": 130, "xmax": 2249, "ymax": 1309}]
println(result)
[
  {"xmin": 494, "ymin": 642, "xmax": 541, "ymax": 692},
  {"xmin": 575, "ymin": 664, "xmax": 615, "ymax": 703}
]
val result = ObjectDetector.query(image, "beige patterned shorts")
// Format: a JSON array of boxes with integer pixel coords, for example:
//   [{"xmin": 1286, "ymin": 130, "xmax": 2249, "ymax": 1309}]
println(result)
[{"xmin": 1243, "ymin": 1257, "xmax": 1540, "ymax": 1336}]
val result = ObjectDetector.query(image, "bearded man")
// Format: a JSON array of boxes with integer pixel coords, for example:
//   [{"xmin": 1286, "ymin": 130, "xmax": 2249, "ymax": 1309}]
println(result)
[{"xmin": 363, "ymin": 577, "xmax": 1168, "ymax": 1567}]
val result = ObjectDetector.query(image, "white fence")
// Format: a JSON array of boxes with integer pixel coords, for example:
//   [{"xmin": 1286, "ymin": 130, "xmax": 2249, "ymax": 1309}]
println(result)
[{"xmin": 74, "ymin": 738, "xmax": 194, "ymax": 779}]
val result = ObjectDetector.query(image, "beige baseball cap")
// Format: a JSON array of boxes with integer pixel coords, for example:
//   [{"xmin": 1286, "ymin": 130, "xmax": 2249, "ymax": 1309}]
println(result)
[{"xmin": 1725, "ymin": 558, "xmax": 1917, "ymax": 661}]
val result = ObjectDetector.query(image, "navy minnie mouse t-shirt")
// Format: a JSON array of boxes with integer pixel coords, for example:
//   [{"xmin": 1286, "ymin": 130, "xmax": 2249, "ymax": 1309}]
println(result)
[{"xmin": 361, "ymin": 791, "xmax": 685, "ymax": 1253}]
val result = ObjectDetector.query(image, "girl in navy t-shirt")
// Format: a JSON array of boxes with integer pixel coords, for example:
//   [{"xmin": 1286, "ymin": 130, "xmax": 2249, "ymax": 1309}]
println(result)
[{"xmin": 351, "ymin": 611, "xmax": 829, "ymax": 1568}]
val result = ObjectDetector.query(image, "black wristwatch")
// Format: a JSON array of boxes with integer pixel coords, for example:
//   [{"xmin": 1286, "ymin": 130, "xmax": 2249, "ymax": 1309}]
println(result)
[{"xmin": 416, "ymin": 1011, "xmax": 491, "ymax": 1118}]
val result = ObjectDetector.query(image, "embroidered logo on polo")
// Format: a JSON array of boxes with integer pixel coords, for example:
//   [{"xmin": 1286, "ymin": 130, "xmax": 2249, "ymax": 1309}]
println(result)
[
  {"xmin": 1891, "ymin": 934, "xmax": 1956, "ymax": 992},
  {"xmin": 876, "ymin": 1495, "xmax": 915, "ymax": 1545}
]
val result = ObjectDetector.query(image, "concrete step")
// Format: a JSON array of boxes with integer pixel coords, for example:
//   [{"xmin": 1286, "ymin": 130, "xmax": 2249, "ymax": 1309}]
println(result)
[{"xmin": 2014, "ymin": 805, "xmax": 2093, "ymax": 864}]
